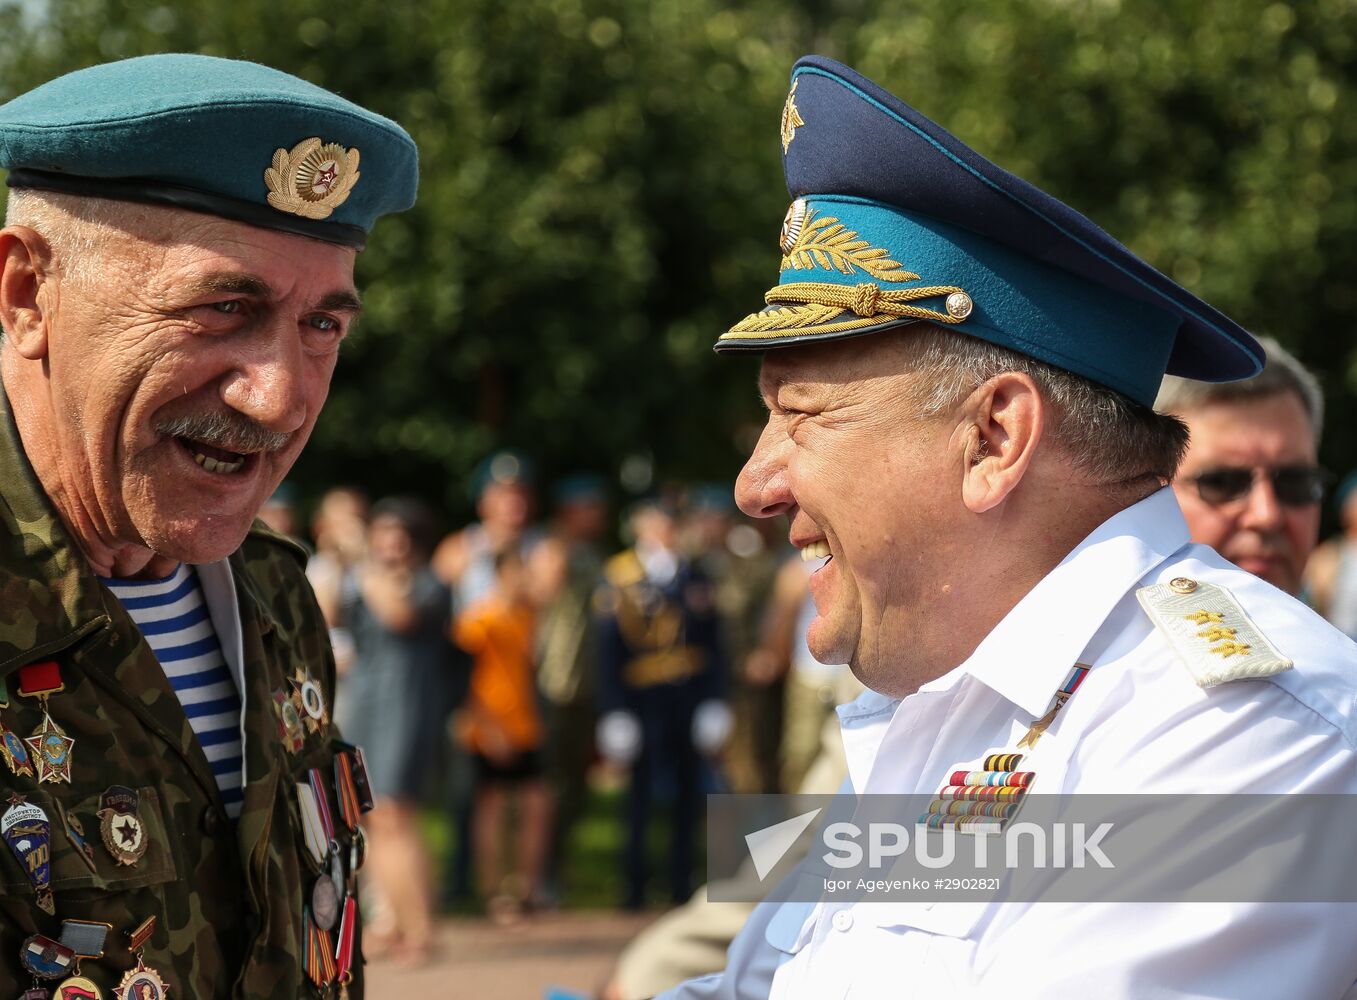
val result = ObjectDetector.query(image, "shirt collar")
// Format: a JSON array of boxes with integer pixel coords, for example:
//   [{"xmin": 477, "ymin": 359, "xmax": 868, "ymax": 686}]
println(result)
[{"xmin": 920, "ymin": 486, "xmax": 1190, "ymax": 718}]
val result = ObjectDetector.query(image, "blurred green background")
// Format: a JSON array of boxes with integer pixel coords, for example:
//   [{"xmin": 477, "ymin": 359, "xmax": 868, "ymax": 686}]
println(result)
[{"xmin": 4, "ymin": 0, "xmax": 1356, "ymax": 523}]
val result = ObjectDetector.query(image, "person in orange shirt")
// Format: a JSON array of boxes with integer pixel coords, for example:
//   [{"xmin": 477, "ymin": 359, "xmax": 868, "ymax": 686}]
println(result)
[{"xmin": 454, "ymin": 548, "xmax": 551, "ymax": 922}]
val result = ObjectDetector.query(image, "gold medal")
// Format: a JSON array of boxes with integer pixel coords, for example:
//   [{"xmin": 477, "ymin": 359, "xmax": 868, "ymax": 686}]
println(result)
[
  {"xmin": 288, "ymin": 665, "xmax": 328, "ymax": 734},
  {"xmin": 56, "ymin": 975, "xmax": 105, "ymax": 999},
  {"xmin": 114, "ymin": 957, "xmax": 170, "ymax": 1000},
  {"xmin": 273, "ymin": 691, "xmax": 305, "ymax": 754}
]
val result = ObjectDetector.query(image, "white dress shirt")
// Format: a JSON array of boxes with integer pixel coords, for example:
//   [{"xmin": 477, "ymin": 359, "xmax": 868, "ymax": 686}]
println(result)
[{"xmin": 663, "ymin": 487, "xmax": 1357, "ymax": 999}]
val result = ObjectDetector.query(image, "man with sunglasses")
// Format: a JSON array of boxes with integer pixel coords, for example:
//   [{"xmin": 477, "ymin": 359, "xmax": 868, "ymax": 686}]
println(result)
[{"xmin": 1157, "ymin": 336, "xmax": 1327, "ymax": 597}]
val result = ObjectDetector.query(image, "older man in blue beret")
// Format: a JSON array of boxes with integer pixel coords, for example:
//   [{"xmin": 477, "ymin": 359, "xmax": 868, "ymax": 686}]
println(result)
[
  {"xmin": 660, "ymin": 57, "xmax": 1357, "ymax": 999},
  {"xmin": 0, "ymin": 55, "xmax": 415, "ymax": 997}
]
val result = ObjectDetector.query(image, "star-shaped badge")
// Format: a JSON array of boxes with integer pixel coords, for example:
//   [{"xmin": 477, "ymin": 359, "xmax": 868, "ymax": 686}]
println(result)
[
  {"xmin": 24, "ymin": 714, "xmax": 74, "ymax": 785},
  {"xmin": 288, "ymin": 665, "xmax": 328, "ymax": 734}
]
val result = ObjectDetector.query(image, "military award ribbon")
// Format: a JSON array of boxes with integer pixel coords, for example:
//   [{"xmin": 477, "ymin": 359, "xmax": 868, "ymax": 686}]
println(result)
[
  {"xmin": 334, "ymin": 893, "xmax": 358, "ymax": 998},
  {"xmin": 333, "ymin": 753, "xmax": 361, "ymax": 832},
  {"xmin": 117, "ymin": 917, "xmax": 170, "ymax": 1000},
  {"xmin": 920, "ymin": 663, "xmax": 1093, "ymax": 834},
  {"xmin": 302, "ymin": 904, "xmax": 337, "ymax": 989},
  {"xmin": 17, "ymin": 662, "xmax": 75, "ymax": 785},
  {"xmin": 307, "ymin": 768, "xmax": 336, "ymax": 845},
  {"xmin": 56, "ymin": 918, "xmax": 111, "ymax": 999},
  {"xmin": 296, "ymin": 782, "xmax": 328, "ymax": 868},
  {"xmin": 335, "ymin": 742, "xmax": 374, "ymax": 813},
  {"xmin": 3, "ymin": 793, "xmax": 55, "ymax": 914}
]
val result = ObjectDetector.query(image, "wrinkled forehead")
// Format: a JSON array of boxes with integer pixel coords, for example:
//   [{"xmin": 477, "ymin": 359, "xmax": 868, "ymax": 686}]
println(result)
[{"xmin": 757, "ymin": 327, "xmax": 920, "ymax": 399}]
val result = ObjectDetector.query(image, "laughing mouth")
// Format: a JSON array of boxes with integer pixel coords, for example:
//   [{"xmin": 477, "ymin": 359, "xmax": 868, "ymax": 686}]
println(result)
[
  {"xmin": 800, "ymin": 540, "xmax": 831, "ymax": 562},
  {"xmin": 176, "ymin": 437, "xmax": 248, "ymax": 475}
]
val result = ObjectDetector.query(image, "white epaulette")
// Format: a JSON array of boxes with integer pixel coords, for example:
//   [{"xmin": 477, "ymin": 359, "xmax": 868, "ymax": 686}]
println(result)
[{"xmin": 1136, "ymin": 576, "xmax": 1293, "ymax": 688}]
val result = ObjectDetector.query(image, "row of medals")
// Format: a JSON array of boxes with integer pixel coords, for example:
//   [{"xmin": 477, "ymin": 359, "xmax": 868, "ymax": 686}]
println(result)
[
  {"xmin": 280, "ymin": 668, "xmax": 375, "ymax": 998},
  {"xmin": 0, "ymin": 663, "xmax": 368, "ymax": 998}
]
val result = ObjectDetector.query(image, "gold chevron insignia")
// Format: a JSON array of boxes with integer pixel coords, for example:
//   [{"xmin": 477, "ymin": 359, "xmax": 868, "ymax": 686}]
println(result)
[{"xmin": 264, "ymin": 137, "xmax": 361, "ymax": 220}]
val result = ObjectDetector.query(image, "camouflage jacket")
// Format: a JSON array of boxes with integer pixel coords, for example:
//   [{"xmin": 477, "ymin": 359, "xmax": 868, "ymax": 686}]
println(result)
[{"xmin": 0, "ymin": 400, "xmax": 363, "ymax": 998}]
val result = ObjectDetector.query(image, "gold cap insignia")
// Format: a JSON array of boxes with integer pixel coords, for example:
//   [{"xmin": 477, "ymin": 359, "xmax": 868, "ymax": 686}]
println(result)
[
  {"xmin": 781, "ymin": 80, "xmax": 805, "ymax": 153},
  {"xmin": 264, "ymin": 137, "xmax": 361, "ymax": 220},
  {"xmin": 779, "ymin": 198, "xmax": 808, "ymax": 254}
]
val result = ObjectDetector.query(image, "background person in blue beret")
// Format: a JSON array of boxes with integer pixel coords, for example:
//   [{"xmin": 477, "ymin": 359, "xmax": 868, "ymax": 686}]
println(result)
[
  {"xmin": 661, "ymin": 56, "xmax": 1357, "ymax": 999},
  {"xmin": 0, "ymin": 54, "xmax": 415, "ymax": 997}
]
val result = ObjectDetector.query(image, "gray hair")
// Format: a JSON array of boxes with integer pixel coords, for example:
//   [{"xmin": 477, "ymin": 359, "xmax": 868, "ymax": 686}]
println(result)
[
  {"xmin": 904, "ymin": 325, "xmax": 1190, "ymax": 486},
  {"xmin": 3, "ymin": 188, "xmax": 159, "ymax": 290},
  {"xmin": 1154, "ymin": 335, "xmax": 1324, "ymax": 444}
]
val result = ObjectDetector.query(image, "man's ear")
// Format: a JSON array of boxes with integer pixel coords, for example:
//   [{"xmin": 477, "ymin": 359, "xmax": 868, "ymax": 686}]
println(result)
[
  {"xmin": 0, "ymin": 226, "xmax": 56, "ymax": 360},
  {"xmin": 956, "ymin": 371, "xmax": 1045, "ymax": 514}
]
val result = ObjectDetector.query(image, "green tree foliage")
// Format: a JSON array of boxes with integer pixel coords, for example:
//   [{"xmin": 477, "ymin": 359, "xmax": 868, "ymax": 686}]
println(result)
[{"xmin": 2, "ymin": 0, "xmax": 1355, "ymax": 519}]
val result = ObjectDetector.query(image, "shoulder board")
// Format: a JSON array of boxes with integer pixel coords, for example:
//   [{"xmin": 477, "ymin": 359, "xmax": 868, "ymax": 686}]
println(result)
[
  {"xmin": 1136, "ymin": 577, "xmax": 1293, "ymax": 688},
  {"xmin": 244, "ymin": 519, "xmax": 312, "ymax": 567}
]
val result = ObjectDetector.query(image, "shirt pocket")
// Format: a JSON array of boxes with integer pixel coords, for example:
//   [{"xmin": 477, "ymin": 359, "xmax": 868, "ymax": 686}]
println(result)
[{"xmin": 0, "ymin": 785, "xmax": 179, "ymax": 898}]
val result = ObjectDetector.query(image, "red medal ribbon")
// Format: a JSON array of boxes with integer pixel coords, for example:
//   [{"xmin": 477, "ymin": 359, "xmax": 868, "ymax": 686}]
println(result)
[
  {"xmin": 17, "ymin": 661, "xmax": 62, "ymax": 698},
  {"xmin": 334, "ymin": 894, "xmax": 358, "ymax": 977},
  {"xmin": 308, "ymin": 768, "xmax": 336, "ymax": 842}
]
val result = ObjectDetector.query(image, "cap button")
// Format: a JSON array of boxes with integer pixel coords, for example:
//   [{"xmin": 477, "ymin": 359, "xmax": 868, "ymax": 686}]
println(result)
[
  {"xmin": 1169, "ymin": 577, "xmax": 1199, "ymax": 595},
  {"xmin": 945, "ymin": 291, "xmax": 973, "ymax": 321}
]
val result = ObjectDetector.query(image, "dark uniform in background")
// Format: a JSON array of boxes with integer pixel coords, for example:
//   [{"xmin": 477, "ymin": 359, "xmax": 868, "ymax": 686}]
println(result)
[
  {"xmin": 0, "ymin": 54, "xmax": 416, "ymax": 997},
  {"xmin": 596, "ymin": 502, "xmax": 727, "ymax": 909}
]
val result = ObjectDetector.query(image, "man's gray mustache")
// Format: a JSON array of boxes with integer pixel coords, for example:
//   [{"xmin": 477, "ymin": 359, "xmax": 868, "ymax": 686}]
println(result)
[{"xmin": 154, "ymin": 411, "xmax": 293, "ymax": 454}]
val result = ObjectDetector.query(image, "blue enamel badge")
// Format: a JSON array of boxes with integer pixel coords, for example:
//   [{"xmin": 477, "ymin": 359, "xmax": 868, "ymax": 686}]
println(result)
[{"xmin": 2, "ymin": 793, "xmax": 55, "ymax": 914}]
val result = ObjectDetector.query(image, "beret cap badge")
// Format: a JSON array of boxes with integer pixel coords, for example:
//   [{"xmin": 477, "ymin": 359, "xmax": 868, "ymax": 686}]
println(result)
[{"xmin": 264, "ymin": 137, "xmax": 361, "ymax": 221}]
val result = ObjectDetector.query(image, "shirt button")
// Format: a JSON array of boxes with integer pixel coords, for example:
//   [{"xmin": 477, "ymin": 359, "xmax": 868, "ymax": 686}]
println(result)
[
  {"xmin": 832, "ymin": 909, "xmax": 854, "ymax": 932},
  {"xmin": 200, "ymin": 805, "xmax": 226, "ymax": 836}
]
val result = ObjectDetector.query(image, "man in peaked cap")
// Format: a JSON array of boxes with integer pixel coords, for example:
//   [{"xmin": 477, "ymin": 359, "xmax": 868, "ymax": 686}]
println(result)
[
  {"xmin": 660, "ymin": 57, "xmax": 1357, "ymax": 999},
  {"xmin": 0, "ymin": 55, "xmax": 416, "ymax": 997}
]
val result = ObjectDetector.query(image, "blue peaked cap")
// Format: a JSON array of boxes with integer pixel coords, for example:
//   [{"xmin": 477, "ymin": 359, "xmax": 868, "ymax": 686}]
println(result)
[
  {"xmin": 0, "ymin": 54, "xmax": 417, "ymax": 249},
  {"xmin": 716, "ymin": 56, "xmax": 1263, "ymax": 407}
]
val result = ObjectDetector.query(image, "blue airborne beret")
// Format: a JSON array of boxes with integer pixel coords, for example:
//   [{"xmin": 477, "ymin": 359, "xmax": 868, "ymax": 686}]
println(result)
[
  {"xmin": 716, "ymin": 56, "xmax": 1263, "ymax": 407},
  {"xmin": 0, "ymin": 54, "xmax": 417, "ymax": 249}
]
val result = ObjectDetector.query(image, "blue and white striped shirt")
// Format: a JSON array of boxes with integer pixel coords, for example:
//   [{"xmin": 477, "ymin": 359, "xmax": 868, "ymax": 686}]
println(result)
[{"xmin": 103, "ymin": 564, "xmax": 245, "ymax": 820}]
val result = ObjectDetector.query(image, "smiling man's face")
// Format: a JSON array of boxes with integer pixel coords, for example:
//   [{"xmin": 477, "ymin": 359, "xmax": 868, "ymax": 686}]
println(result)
[
  {"xmin": 735, "ymin": 332, "xmax": 962, "ymax": 692},
  {"xmin": 4, "ymin": 201, "xmax": 360, "ymax": 572}
]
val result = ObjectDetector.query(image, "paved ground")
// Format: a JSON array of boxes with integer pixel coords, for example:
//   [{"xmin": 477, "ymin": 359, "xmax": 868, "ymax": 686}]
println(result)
[{"xmin": 366, "ymin": 911, "xmax": 656, "ymax": 999}]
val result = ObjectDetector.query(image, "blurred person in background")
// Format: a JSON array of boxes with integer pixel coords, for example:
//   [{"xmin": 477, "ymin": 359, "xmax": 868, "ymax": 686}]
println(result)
[
  {"xmin": 1304, "ymin": 473, "xmax": 1357, "ymax": 637},
  {"xmin": 1156, "ymin": 335, "xmax": 1327, "ymax": 597},
  {"xmin": 306, "ymin": 484, "xmax": 371, "ymax": 675},
  {"xmin": 683, "ymin": 486, "xmax": 784, "ymax": 794},
  {"xmin": 454, "ymin": 548, "xmax": 550, "ymax": 923},
  {"xmin": 257, "ymin": 480, "xmax": 299, "ymax": 537},
  {"xmin": 531, "ymin": 474, "xmax": 610, "ymax": 902},
  {"xmin": 333, "ymin": 497, "xmax": 452, "ymax": 964},
  {"xmin": 433, "ymin": 449, "xmax": 542, "ymax": 902},
  {"xmin": 596, "ymin": 499, "xmax": 730, "ymax": 910},
  {"xmin": 434, "ymin": 450, "xmax": 542, "ymax": 609}
]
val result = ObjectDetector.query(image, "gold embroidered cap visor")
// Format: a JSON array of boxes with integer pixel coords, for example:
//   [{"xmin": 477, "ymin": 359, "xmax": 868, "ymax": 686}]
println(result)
[
  {"xmin": 0, "ymin": 54, "xmax": 418, "ymax": 249},
  {"xmin": 717, "ymin": 57, "xmax": 1264, "ymax": 409}
]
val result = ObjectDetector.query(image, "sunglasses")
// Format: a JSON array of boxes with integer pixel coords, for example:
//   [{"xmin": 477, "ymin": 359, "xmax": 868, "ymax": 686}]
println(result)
[{"xmin": 1187, "ymin": 465, "xmax": 1332, "ymax": 507}]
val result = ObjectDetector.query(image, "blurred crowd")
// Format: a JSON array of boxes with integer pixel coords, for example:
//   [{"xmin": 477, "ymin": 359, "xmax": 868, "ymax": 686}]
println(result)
[
  {"xmin": 258, "ymin": 454, "xmax": 862, "ymax": 963},
  {"xmin": 254, "ymin": 337, "xmax": 1357, "ymax": 973}
]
